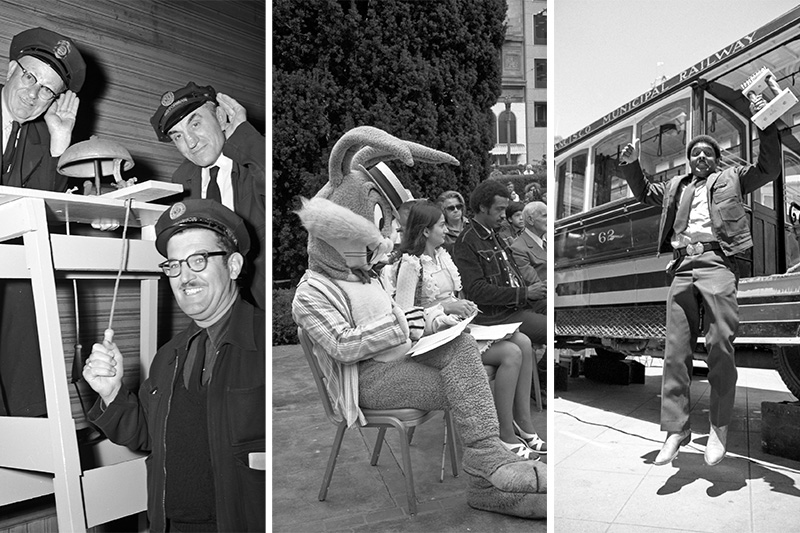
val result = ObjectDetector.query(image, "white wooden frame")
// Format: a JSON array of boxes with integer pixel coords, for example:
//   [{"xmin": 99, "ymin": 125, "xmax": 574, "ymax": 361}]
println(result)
[{"xmin": 0, "ymin": 184, "xmax": 177, "ymax": 531}]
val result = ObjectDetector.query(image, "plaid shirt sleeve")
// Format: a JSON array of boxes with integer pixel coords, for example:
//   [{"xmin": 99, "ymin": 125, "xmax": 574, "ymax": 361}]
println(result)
[{"xmin": 292, "ymin": 277, "xmax": 408, "ymax": 364}]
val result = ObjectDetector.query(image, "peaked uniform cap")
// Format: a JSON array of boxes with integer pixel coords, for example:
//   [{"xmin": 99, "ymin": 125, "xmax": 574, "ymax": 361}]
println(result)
[
  {"xmin": 150, "ymin": 81, "xmax": 217, "ymax": 142},
  {"xmin": 10, "ymin": 27, "xmax": 86, "ymax": 92}
]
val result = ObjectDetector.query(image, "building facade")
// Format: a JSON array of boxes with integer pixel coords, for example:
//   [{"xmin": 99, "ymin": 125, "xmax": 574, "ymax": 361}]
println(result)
[{"xmin": 490, "ymin": 0, "xmax": 547, "ymax": 168}]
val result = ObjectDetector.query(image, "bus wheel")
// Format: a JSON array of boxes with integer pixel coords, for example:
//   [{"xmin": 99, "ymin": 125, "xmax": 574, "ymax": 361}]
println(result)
[{"xmin": 773, "ymin": 346, "xmax": 800, "ymax": 399}]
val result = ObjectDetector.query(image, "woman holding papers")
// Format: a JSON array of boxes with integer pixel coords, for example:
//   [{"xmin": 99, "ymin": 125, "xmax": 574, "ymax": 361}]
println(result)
[{"xmin": 389, "ymin": 201, "xmax": 545, "ymax": 458}]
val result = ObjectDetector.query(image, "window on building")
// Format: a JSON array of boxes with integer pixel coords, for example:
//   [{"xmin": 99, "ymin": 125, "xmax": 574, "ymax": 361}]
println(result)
[
  {"xmin": 498, "ymin": 110, "xmax": 517, "ymax": 144},
  {"xmin": 490, "ymin": 112, "xmax": 498, "ymax": 144},
  {"xmin": 534, "ymin": 13, "xmax": 546, "ymax": 44},
  {"xmin": 534, "ymin": 102, "xmax": 546, "ymax": 127},
  {"xmin": 535, "ymin": 59, "xmax": 546, "ymax": 88}
]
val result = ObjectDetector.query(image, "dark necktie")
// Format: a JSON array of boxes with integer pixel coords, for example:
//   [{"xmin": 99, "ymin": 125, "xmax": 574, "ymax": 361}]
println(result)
[
  {"xmin": 673, "ymin": 178, "xmax": 701, "ymax": 235},
  {"xmin": 2, "ymin": 121, "xmax": 20, "ymax": 182},
  {"xmin": 206, "ymin": 165, "xmax": 222, "ymax": 203}
]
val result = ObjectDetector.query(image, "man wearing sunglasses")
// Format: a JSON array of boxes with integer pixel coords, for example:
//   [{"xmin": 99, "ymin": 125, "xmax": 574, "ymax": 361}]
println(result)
[
  {"xmin": 0, "ymin": 27, "xmax": 85, "ymax": 417},
  {"xmin": 83, "ymin": 199, "xmax": 265, "ymax": 532}
]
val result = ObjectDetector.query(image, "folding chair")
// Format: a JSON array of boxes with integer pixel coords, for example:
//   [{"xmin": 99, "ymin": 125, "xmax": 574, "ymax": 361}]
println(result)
[{"xmin": 297, "ymin": 327, "xmax": 458, "ymax": 515}]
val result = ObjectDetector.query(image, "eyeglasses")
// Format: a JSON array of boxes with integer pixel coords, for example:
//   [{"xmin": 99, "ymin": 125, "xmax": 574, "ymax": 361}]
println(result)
[
  {"xmin": 17, "ymin": 66, "xmax": 59, "ymax": 101},
  {"xmin": 159, "ymin": 251, "xmax": 227, "ymax": 277},
  {"xmin": 445, "ymin": 204, "xmax": 464, "ymax": 212}
]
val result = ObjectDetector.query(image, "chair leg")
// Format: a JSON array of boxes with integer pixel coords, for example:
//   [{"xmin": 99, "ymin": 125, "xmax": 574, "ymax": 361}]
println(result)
[
  {"xmin": 319, "ymin": 421, "xmax": 347, "ymax": 501},
  {"xmin": 532, "ymin": 349, "xmax": 543, "ymax": 412},
  {"xmin": 445, "ymin": 410, "xmax": 459, "ymax": 477},
  {"xmin": 440, "ymin": 416, "xmax": 448, "ymax": 483},
  {"xmin": 398, "ymin": 428, "xmax": 418, "ymax": 515},
  {"xmin": 370, "ymin": 427, "xmax": 387, "ymax": 466}
]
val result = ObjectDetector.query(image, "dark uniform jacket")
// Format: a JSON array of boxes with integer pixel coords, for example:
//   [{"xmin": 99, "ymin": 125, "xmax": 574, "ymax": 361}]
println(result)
[
  {"xmin": 0, "ymin": 83, "xmax": 65, "ymax": 190},
  {"xmin": 170, "ymin": 121, "xmax": 266, "ymax": 309},
  {"xmin": 88, "ymin": 297, "xmax": 266, "ymax": 532},
  {"xmin": 619, "ymin": 123, "xmax": 781, "ymax": 257},
  {"xmin": 453, "ymin": 218, "xmax": 530, "ymax": 325},
  {"xmin": 0, "ymin": 84, "xmax": 65, "ymax": 416}
]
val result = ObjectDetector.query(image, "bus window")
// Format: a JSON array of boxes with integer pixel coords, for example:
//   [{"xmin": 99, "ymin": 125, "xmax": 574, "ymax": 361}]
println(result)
[
  {"xmin": 557, "ymin": 151, "xmax": 587, "ymax": 219},
  {"xmin": 592, "ymin": 128, "xmax": 632, "ymax": 207},
  {"xmin": 707, "ymin": 100, "xmax": 747, "ymax": 171},
  {"xmin": 784, "ymin": 150, "xmax": 800, "ymax": 270},
  {"xmin": 637, "ymin": 99, "xmax": 689, "ymax": 182}
]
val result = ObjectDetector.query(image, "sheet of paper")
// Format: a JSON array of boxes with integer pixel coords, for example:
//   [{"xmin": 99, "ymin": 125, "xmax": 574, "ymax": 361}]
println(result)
[
  {"xmin": 467, "ymin": 322, "xmax": 522, "ymax": 341},
  {"xmin": 406, "ymin": 313, "xmax": 476, "ymax": 357}
]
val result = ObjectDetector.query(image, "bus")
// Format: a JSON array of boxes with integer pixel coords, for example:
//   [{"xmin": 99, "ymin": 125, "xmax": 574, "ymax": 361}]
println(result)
[{"xmin": 554, "ymin": 5, "xmax": 800, "ymax": 397}]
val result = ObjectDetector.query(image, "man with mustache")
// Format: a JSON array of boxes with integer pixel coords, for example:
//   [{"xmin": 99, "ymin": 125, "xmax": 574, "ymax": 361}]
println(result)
[{"xmin": 83, "ymin": 199, "xmax": 265, "ymax": 532}]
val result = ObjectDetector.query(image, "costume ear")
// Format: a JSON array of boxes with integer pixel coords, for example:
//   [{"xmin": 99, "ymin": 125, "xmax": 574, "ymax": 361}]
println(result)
[{"xmin": 328, "ymin": 126, "xmax": 414, "ymax": 188}]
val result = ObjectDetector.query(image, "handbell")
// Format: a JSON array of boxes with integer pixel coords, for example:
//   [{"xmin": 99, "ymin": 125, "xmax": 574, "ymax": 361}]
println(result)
[{"xmin": 741, "ymin": 67, "xmax": 798, "ymax": 129}]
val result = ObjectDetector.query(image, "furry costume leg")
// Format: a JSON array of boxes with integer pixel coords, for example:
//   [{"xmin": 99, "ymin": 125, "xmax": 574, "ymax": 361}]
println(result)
[{"xmin": 418, "ymin": 334, "xmax": 546, "ymax": 517}]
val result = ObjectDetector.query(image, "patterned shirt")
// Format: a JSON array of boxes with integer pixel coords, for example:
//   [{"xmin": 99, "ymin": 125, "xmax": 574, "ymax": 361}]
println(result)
[{"xmin": 292, "ymin": 270, "xmax": 408, "ymax": 427}]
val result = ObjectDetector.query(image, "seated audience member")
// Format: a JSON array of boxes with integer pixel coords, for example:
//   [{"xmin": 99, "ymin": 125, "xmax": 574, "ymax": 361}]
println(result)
[
  {"xmin": 453, "ymin": 180, "xmax": 546, "ymax": 346},
  {"xmin": 506, "ymin": 181, "xmax": 520, "ymax": 202},
  {"xmin": 84, "ymin": 200, "xmax": 265, "ymax": 532},
  {"xmin": 436, "ymin": 190, "xmax": 470, "ymax": 254},
  {"xmin": 389, "ymin": 201, "xmax": 546, "ymax": 457},
  {"xmin": 499, "ymin": 201, "xmax": 525, "ymax": 247},
  {"xmin": 524, "ymin": 182, "xmax": 542, "ymax": 203},
  {"xmin": 510, "ymin": 201, "xmax": 547, "ymax": 284}
]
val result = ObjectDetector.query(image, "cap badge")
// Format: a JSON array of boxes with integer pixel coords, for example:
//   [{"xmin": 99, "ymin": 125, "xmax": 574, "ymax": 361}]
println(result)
[
  {"xmin": 161, "ymin": 91, "xmax": 175, "ymax": 107},
  {"xmin": 169, "ymin": 202, "xmax": 186, "ymax": 220},
  {"xmin": 53, "ymin": 40, "xmax": 71, "ymax": 59}
]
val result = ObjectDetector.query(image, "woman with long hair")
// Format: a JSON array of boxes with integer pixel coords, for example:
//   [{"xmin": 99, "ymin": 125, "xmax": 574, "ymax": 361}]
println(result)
[
  {"xmin": 390, "ymin": 200, "xmax": 546, "ymax": 459},
  {"xmin": 436, "ymin": 190, "xmax": 469, "ymax": 254}
]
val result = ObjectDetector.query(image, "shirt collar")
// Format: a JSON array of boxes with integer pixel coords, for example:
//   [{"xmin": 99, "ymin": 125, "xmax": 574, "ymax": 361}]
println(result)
[
  {"xmin": 205, "ymin": 153, "xmax": 233, "ymax": 175},
  {"xmin": 470, "ymin": 217, "xmax": 495, "ymax": 240},
  {"xmin": 524, "ymin": 228, "xmax": 544, "ymax": 248}
]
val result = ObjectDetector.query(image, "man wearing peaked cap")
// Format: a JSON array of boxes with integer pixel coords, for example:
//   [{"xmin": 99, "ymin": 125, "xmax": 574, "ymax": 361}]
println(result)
[
  {"xmin": 84, "ymin": 198, "xmax": 265, "ymax": 532},
  {"xmin": 151, "ymin": 81, "xmax": 265, "ymax": 310},
  {"xmin": 0, "ymin": 27, "xmax": 86, "ymax": 418},
  {"xmin": 154, "ymin": 198, "xmax": 251, "ymax": 258}
]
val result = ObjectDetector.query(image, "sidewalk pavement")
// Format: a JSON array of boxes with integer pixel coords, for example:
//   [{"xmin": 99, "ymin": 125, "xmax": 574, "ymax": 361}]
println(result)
[
  {"xmin": 272, "ymin": 344, "xmax": 547, "ymax": 532},
  {"xmin": 554, "ymin": 357, "xmax": 800, "ymax": 532}
]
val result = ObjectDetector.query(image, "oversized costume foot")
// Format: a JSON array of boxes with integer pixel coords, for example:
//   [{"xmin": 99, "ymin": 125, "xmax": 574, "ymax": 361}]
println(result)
[
  {"xmin": 430, "ymin": 334, "xmax": 547, "ymax": 517},
  {"xmin": 466, "ymin": 469, "xmax": 546, "ymax": 519}
]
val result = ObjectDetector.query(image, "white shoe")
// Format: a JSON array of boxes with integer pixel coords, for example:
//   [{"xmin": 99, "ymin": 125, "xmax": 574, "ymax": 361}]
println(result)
[
  {"xmin": 704, "ymin": 424, "xmax": 728, "ymax": 466},
  {"xmin": 501, "ymin": 439, "xmax": 540, "ymax": 461},
  {"xmin": 654, "ymin": 429, "xmax": 691, "ymax": 465},
  {"xmin": 513, "ymin": 421, "xmax": 547, "ymax": 455}
]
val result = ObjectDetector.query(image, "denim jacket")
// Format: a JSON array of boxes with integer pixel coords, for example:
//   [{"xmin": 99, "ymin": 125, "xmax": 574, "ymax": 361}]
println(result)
[
  {"xmin": 452, "ymin": 218, "xmax": 528, "ymax": 324},
  {"xmin": 619, "ymin": 123, "xmax": 781, "ymax": 256}
]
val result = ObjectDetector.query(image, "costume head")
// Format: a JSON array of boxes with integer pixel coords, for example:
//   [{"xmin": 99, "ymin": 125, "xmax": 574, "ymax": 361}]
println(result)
[
  {"xmin": 296, "ymin": 126, "xmax": 459, "ymax": 282},
  {"xmin": 10, "ymin": 27, "xmax": 86, "ymax": 92}
]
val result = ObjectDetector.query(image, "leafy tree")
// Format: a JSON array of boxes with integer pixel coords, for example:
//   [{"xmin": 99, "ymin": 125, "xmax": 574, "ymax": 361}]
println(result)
[{"xmin": 273, "ymin": 0, "xmax": 507, "ymax": 284}]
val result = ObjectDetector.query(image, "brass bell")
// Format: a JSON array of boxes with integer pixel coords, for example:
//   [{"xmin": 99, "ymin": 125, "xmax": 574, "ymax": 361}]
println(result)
[{"xmin": 57, "ymin": 135, "xmax": 135, "ymax": 195}]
